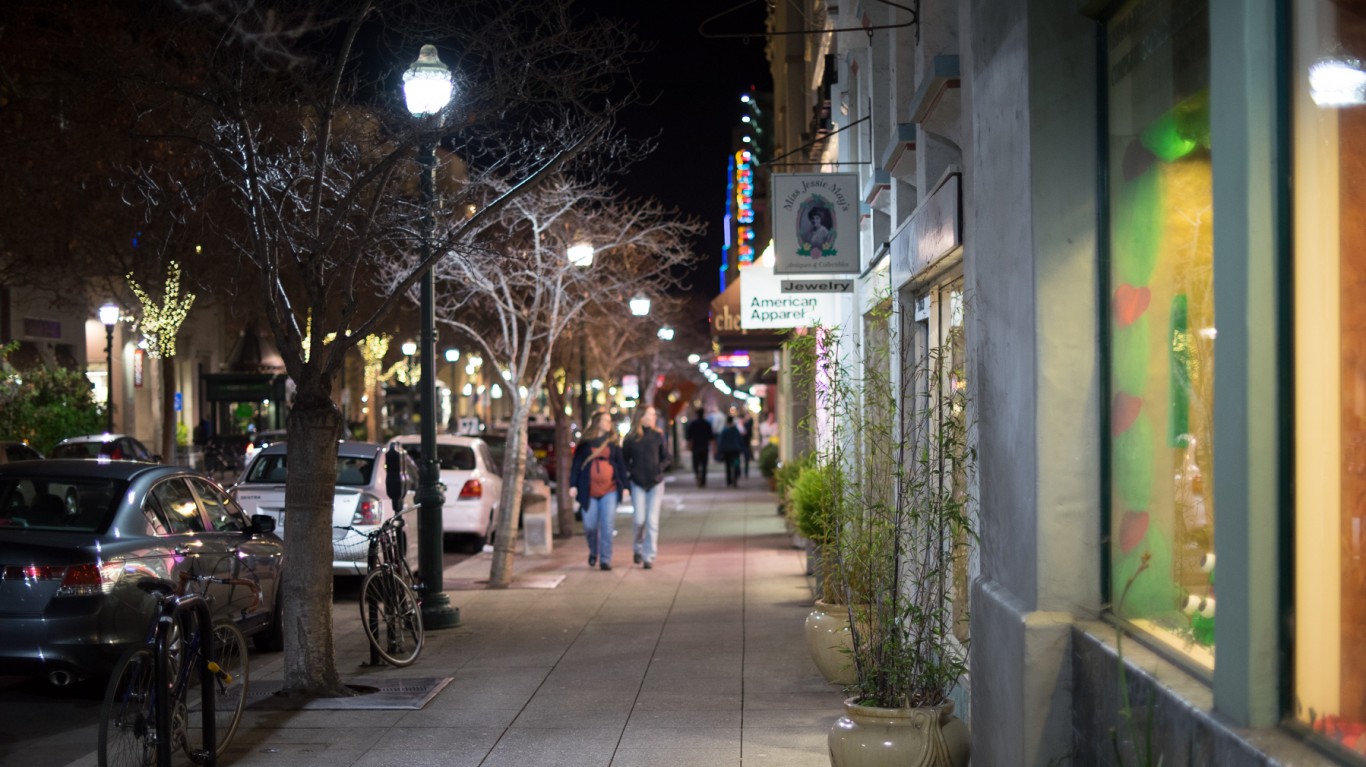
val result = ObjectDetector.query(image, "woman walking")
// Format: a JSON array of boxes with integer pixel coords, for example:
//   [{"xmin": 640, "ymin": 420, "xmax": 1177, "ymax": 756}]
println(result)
[
  {"xmin": 623, "ymin": 406, "xmax": 671, "ymax": 569},
  {"xmin": 570, "ymin": 410, "xmax": 628, "ymax": 570}
]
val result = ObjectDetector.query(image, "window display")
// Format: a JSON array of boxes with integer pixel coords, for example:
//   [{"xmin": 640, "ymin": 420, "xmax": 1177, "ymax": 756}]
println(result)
[
  {"xmin": 1293, "ymin": 0, "xmax": 1366, "ymax": 757},
  {"xmin": 1105, "ymin": 0, "xmax": 1215, "ymax": 669}
]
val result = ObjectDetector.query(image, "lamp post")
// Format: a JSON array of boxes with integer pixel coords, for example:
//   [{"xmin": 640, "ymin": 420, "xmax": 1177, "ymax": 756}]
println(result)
[
  {"xmin": 99, "ymin": 303, "xmax": 119, "ymax": 433},
  {"xmin": 404, "ymin": 43, "xmax": 459, "ymax": 630},
  {"xmin": 568, "ymin": 242, "xmax": 594, "ymax": 420}
]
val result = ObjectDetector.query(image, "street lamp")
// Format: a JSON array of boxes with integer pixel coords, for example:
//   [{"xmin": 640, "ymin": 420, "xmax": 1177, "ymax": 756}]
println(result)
[
  {"xmin": 569, "ymin": 243, "xmax": 593, "ymax": 419},
  {"xmin": 444, "ymin": 348, "xmax": 460, "ymax": 426},
  {"xmin": 657, "ymin": 326, "xmax": 675, "ymax": 341},
  {"xmin": 404, "ymin": 43, "xmax": 458, "ymax": 630},
  {"xmin": 629, "ymin": 295, "xmax": 651, "ymax": 317},
  {"xmin": 98, "ymin": 303, "xmax": 119, "ymax": 433}
]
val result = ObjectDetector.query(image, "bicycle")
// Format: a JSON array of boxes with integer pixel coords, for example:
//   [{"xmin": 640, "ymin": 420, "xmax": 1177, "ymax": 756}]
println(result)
[
  {"xmin": 98, "ymin": 571, "xmax": 259, "ymax": 767},
  {"xmin": 336, "ymin": 506, "xmax": 424, "ymax": 667}
]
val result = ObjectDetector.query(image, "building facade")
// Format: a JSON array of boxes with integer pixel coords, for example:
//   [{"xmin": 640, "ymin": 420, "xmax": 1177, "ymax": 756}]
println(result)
[{"xmin": 765, "ymin": 0, "xmax": 1362, "ymax": 764}]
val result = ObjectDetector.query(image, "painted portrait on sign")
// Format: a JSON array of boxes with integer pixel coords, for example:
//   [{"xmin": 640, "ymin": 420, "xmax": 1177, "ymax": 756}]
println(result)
[{"xmin": 796, "ymin": 198, "xmax": 837, "ymax": 258}]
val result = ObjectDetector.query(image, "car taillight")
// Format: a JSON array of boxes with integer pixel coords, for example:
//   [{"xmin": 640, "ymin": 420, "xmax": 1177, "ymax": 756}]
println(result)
[
  {"xmin": 458, "ymin": 479, "xmax": 482, "ymax": 499},
  {"xmin": 352, "ymin": 494, "xmax": 382, "ymax": 525},
  {"xmin": 3, "ymin": 562, "xmax": 122, "ymax": 597}
]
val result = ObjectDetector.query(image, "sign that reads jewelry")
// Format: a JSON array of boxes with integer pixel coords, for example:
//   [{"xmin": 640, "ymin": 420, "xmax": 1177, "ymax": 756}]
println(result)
[{"xmin": 772, "ymin": 173, "xmax": 860, "ymax": 274}]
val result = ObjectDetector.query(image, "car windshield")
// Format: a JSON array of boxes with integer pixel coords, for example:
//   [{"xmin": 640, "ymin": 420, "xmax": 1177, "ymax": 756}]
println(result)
[
  {"xmin": 400, "ymin": 444, "xmax": 475, "ymax": 471},
  {"xmin": 244, "ymin": 454, "xmax": 375, "ymax": 486},
  {"xmin": 0, "ymin": 477, "xmax": 128, "ymax": 532},
  {"xmin": 50, "ymin": 442, "xmax": 107, "ymax": 459}
]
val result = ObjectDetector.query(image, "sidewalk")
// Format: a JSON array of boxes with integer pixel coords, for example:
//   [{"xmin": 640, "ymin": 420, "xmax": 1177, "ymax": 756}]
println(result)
[{"xmin": 86, "ymin": 469, "xmax": 842, "ymax": 766}]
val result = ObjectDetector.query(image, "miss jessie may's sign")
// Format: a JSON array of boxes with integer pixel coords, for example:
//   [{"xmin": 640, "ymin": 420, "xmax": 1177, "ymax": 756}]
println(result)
[{"xmin": 771, "ymin": 173, "xmax": 860, "ymax": 275}]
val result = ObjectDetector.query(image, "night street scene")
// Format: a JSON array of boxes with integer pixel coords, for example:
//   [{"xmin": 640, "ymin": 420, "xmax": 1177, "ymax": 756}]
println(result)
[{"xmin": 0, "ymin": 0, "xmax": 1360, "ymax": 765}]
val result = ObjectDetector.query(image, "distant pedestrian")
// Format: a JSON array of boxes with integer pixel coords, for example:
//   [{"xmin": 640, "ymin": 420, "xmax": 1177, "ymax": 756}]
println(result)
[
  {"xmin": 740, "ymin": 411, "xmax": 756, "ymax": 477},
  {"xmin": 684, "ymin": 408, "xmax": 714, "ymax": 487},
  {"xmin": 758, "ymin": 411, "xmax": 778, "ymax": 443},
  {"xmin": 570, "ymin": 410, "xmax": 628, "ymax": 571},
  {"xmin": 623, "ymin": 406, "xmax": 670, "ymax": 569},
  {"xmin": 717, "ymin": 415, "xmax": 745, "ymax": 487}
]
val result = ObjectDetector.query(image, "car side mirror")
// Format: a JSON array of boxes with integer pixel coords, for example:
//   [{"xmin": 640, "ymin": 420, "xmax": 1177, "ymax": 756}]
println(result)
[
  {"xmin": 250, "ymin": 514, "xmax": 276, "ymax": 535},
  {"xmin": 385, "ymin": 444, "xmax": 405, "ymax": 507},
  {"xmin": 151, "ymin": 454, "xmax": 162, "ymax": 463}
]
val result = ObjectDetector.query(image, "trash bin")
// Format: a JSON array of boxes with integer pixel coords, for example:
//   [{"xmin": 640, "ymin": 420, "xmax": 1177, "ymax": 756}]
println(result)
[{"xmin": 521, "ymin": 493, "xmax": 553, "ymax": 555}]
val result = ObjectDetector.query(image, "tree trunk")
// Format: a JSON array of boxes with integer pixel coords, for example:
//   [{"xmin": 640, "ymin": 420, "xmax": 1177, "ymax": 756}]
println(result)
[
  {"xmin": 161, "ymin": 355, "xmax": 176, "ymax": 464},
  {"xmin": 487, "ymin": 402, "xmax": 528, "ymax": 588},
  {"xmin": 280, "ymin": 380, "xmax": 351, "ymax": 697},
  {"xmin": 546, "ymin": 381, "xmax": 576, "ymax": 538},
  {"xmin": 366, "ymin": 373, "xmax": 382, "ymax": 442}
]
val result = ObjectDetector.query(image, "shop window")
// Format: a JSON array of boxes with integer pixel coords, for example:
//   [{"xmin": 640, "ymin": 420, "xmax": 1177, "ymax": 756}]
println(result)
[
  {"xmin": 1105, "ymin": 0, "xmax": 1216, "ymax": 669},
  {"xmin": 1293, "ymin": 0, "xmax": 1366, "ymax": 755}
]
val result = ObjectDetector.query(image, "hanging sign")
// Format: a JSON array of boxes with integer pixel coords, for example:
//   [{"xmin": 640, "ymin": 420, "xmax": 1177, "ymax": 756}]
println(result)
[
  {"xmin": 133, "ymin": 349, "xmax": 145, "ymax": 387},
  {"xmin": 739, "ymin": 263, "xmax": 844, "ymax": 329},
  {"xmin": 772, "ymin": 173, "xmax": 860, "ymax": 274}
]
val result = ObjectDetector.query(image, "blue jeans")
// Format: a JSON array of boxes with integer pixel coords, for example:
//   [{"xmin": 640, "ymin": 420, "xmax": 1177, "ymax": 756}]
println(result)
[
  {"xmin": 582, "ymin": 491, "xmax": 617, "ymax": 564},
  {"xmin": 630, "ymin": 481, "xmax": 664, "ymax": 563}
]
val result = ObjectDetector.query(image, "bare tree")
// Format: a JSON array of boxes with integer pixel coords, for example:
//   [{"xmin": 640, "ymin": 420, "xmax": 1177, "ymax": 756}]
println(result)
[
  {"xmin": 101, "ymin": 0, "xmax": 646, "ymax": 697},
  {"xmin": 396, "ymin": 176, "xmax": 701, "ymax": 587}
]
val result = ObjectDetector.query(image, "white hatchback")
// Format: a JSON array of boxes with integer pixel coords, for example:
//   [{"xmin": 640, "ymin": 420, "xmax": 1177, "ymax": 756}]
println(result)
[
  {"xmin": 229, "ymin": 441, "xmax": 419, "ymax": 576},
  {"xmin": 392, "ymin": 435, "xmax": 502, "ymax": 552}
]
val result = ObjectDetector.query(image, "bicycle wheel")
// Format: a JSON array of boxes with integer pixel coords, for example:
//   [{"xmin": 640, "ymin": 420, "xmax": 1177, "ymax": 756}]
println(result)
[
  {"xmin": 359, "ymin": 567, "xmax": 424, "ymax": 666},
  {"xmin": 184, "ymin": 622, "xmax": 249, "ymax": 763},
  {"xmin": 99, "ymin": 647, "xmax": 158, "ymax": 767}
]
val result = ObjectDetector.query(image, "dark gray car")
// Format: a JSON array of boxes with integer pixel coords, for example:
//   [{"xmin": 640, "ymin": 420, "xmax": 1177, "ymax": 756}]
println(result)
[{"xmin": 0, "ymin": 460, "xmax": 284, "ymax": 685}]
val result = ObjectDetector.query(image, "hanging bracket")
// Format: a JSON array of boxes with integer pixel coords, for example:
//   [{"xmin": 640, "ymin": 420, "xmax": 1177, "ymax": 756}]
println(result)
[{"xmin": 699, "ymin": 0, "xmax": 920, "ymax": 43}]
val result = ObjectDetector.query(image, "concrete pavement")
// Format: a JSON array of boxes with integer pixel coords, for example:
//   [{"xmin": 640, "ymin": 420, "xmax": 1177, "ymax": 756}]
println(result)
[{"xmin": 75, "ymin": 468, "xmax": 843, "ymax": 766}]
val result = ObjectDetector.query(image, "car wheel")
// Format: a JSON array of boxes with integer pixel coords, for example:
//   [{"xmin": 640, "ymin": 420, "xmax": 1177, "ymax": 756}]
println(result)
[{"xmin": 254, "ymin": 582, "xmax": 285, "ymax": 652}]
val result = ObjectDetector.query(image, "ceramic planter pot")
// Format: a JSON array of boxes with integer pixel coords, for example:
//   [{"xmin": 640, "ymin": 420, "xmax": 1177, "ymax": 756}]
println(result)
[
  {"xmin": 828, "ymin": 698, "xmax": 970, "ymax": 767},
  {"xmin": 805, "ymin": 599, "xmax": 856, "ymax": 685}
]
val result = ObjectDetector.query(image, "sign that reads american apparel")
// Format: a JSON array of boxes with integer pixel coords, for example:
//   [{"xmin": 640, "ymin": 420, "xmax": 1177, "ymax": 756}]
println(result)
[
  {"xmin": 772, "ymin": 173, "xmax": 860, "ymax": 274},
  {"xmin": 740, "ymin": 264, "xmax": 843, "ymax": 330}
]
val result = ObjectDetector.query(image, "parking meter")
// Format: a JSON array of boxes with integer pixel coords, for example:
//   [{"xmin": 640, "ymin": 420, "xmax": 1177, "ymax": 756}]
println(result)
[{"xmin": 385, "ymin": 443, "xmax": 405, "ymax": 508}]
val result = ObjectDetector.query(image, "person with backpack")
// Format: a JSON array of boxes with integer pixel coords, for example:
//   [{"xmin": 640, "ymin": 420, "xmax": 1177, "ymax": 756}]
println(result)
[
  {"xmin": 717, "ymin": 415, "xmax": 746, "ymax": 487},
  {"xmin": 623, "ymin": 406, "xmax": 671, "ymax": 569},
  {"xmin": 570, "ymin": 410, "xmax": 629, "ymax": 570}
]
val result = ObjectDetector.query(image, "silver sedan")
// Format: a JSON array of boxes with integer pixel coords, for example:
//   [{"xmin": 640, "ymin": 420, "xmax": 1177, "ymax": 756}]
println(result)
[{"xmin": 0, "ymin": 460, "xmax": 284, "ymax": 685}]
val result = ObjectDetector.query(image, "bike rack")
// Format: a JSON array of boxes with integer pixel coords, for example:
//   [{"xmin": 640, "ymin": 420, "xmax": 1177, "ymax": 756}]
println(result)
[{"xmin": 150, "ymin": 591, "xmax": 218, "ymax": 767}]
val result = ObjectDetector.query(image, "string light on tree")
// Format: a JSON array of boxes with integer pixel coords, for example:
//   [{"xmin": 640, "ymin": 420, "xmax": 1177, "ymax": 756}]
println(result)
[{"xmin": 126, "ymin": 259, "xmax": 196, "ymax": 358}]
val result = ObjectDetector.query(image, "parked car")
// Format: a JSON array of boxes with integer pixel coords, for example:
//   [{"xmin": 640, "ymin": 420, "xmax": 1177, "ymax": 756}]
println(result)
[
  {"xmin": 229, "ymin": 441, "xmax": 419, "ymax": 576},
  {"xmin": 0, "ymin": 460, "xmax": 284, "ymax": 684},
  {"xmin": 525, "ymin": 422, "xmax": 562, "ymax": 482},
  {"xmin": 480, "ymin": 431, "xmax": 553, "ymax": 504},
  {"xmin": 392, "ymin": 434, "xmax": 502, "ymax": 552},
  {"xmin": 0, "ymin": 441, "xmax": 43, "ymax": 463},
  {"xmin": 243, "ymin": 429, "xmax": 287, "ymax": 467},
  {"xmin": 49, "ymin": 433, "xmax": 156, "ymax": 462}
]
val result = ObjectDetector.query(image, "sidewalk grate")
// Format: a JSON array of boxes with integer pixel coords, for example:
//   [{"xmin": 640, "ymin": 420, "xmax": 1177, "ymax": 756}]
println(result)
[{"xmin": 240, "ymin": 677, "xmax": 452, "ymax": 710}]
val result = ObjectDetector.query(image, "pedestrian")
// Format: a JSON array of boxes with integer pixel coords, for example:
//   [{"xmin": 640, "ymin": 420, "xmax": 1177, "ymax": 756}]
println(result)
[
  {"xmin": 569, "ymin": 410, "xmax": 628, "ymax": 571},
  {"xmin": 758, "ymin": 411, "xmax": 778, "ymax": 443},
  {"xmin": 623, "ymin": 406, "xmax": 670, "ymax": 569},
  {"xmin": 684, "ymin": 408, "xmax": 714, "ymax": 487},
  {"xmin": 717, "ymin": 415, "xmax": 745, "ymax": 487},
  {"xmin": 740, "ymin": 411, "xmax": 756, "ymax": 477}
]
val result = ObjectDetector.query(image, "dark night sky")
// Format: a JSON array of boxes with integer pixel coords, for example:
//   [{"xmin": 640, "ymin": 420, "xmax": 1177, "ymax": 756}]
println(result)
[{"xmin": 587, "ymin": 1, "xmax": 772, "ymax": 297}]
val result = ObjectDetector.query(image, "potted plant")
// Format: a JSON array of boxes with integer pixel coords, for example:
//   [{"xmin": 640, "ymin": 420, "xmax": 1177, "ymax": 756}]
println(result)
[
  {"xmin": 758, "ymin": 438, "xmax": 780, "ymax": 492},
  {"xmin": 790, "ymin": 458, "xmax": 862, "ymax": 685},
  {"xmin": 827, "ymin": 323, "xmax": 973, "ymax": 767}
]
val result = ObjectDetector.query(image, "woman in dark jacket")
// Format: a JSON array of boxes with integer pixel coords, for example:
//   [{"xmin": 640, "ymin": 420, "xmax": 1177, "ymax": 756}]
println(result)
[
  {"xmin": 569, "ymin": 410, "xmax": 628, "ymax": 570},
  {"xmin": 622, "ymin": 406, "xmax": 670, "ymax": 569}
]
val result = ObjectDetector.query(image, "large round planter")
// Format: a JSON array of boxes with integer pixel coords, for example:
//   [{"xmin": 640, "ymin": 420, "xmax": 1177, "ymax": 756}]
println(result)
[
  {"xmin": 805, "ymin": 599, "xmax": 855, "ymax": 685},
  {"xmin": 829, "ymin": 698, "xmax": 970, "ymax": 767}
]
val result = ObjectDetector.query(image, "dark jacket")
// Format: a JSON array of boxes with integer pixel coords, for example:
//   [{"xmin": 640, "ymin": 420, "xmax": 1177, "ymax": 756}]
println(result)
[
  {"xmin": 685, "ymin": 417, "xmax": 714, "ymax": 452},
  {"xmin": 569, "ymin": 436, "xmax": 628, "ymax": 508},
  {"xmin": 622, "ymin": 428, "xmax": 670, "ymax": 488},
  {"xmin": 717, "ymin": 424, "xmax": 745, "ymax": 454}
]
